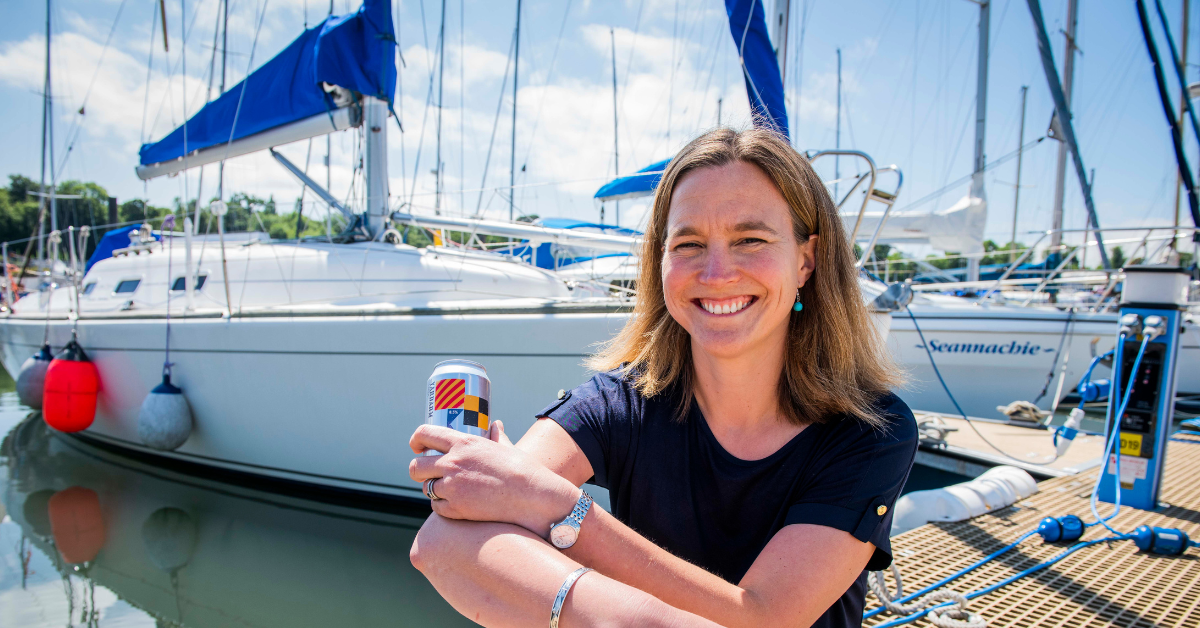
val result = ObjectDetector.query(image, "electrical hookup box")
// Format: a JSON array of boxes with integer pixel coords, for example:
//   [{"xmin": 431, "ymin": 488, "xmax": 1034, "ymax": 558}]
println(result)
[{"xmin": 1098, "ymin": 265, "xmax": 1190, "ymax": 511}]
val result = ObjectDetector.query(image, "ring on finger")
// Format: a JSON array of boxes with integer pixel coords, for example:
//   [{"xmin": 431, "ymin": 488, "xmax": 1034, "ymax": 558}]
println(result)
[{"xmin": 424, "ymin": 477, "xmax": 444, "ymax": 501}]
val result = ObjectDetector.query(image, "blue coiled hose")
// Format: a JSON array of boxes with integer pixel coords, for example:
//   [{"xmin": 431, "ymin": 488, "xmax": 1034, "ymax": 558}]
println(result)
[{"xmin": 867, "ymin": 336, "xmax": 1159, "ymax": 625}]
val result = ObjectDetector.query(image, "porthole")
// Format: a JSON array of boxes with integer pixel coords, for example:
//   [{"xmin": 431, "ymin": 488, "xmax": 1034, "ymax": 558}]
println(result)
[
  {"xmin": 171, "ymin": 275, "xmax": 208, "ymax": 291},
  {"xmin": 114, "ymin": 279, "xmax": 141, "ymax": 294}
]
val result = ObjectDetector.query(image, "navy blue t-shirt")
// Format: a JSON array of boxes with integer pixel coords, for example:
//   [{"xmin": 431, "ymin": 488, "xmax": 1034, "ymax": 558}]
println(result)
[{"xmin": 539, "ymin": 370, "xmax": 917, "ymax": 628}]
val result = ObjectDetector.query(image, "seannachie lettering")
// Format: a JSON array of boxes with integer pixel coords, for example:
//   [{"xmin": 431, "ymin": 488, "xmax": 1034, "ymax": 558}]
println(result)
[{"xmin": 925, "ymin": 340, "xmax": 1050, "ymax": 355}]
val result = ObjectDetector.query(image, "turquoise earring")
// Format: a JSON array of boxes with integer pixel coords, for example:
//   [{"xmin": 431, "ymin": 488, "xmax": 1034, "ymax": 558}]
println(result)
[{"xmin": 793, "ymin": 289, "xmax": 803, "ymax": 312}]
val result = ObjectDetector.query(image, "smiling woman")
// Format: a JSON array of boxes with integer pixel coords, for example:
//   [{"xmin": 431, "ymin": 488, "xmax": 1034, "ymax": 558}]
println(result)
[{"xmin": 407, "ymin": 127, "xmax": 918, "ymax": 628}]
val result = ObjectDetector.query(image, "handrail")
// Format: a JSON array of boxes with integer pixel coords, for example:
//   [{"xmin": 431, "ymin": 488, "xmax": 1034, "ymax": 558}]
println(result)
[
  {"xmin": 1020, "ymin": 246, "xmax": 1082, "ymax": 306},
  {"xmin": 855, "ymin": 165, "xmax": 904, "ymax": 269},
  {"xmin": 978, "ymin": 231, "xmax": 1050, "ymax": 301},
  {"xmin": 805, "ymin": 149, "xmax": 878, "ymax": 243}
]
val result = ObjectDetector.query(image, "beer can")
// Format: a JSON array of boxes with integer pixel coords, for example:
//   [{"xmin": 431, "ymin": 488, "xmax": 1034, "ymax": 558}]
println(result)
[{"xmin": 424, "ymin": 359, "xmax": 491, "ymax": 455}]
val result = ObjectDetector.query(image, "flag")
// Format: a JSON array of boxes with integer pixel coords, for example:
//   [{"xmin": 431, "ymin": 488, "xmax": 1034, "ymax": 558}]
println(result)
[
  {"xmin": 434, "ymin": 379, "xmax": 465, "ymax": 410},
  {"xmin": 464, "ymin": 395, "xmax": 489, "ymax": 430}
]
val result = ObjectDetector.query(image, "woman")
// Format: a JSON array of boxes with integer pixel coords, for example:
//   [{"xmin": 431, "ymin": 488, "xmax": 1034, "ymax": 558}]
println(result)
[{"xmin": 408, "ymin": 127, "xmax": 917, "ymax": 628}]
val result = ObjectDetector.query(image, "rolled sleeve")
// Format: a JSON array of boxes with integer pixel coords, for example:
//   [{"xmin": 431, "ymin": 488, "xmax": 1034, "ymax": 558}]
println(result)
[
  {"xmin": 785, "ymin": 395, "xmax": 917, "ymax": 571},
  {"xmin": 538, "ymin": 371, "xmax": 637, "ymax": 489}
]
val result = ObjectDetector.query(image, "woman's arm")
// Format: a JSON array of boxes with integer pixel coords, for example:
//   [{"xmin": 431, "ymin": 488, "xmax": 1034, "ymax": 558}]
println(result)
[
  {"xmin": 518, "ymin": 419, "xmax": 875, "ymax": 628},
  {"xmin": 410, "ymin": 514, "xmax": 723, "ymax": 628},
  {"xmin": 410, "ymin": 421, "xmax": 875, "ymax": 628}
]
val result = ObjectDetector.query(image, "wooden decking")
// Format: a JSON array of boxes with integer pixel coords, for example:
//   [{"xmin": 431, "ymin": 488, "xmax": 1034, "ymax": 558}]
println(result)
[{"xmin": 863, "ymin": 433, "xmax": 1200, "ymax": 627}]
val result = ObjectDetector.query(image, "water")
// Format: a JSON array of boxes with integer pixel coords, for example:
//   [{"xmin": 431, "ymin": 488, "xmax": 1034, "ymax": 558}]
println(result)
[{"xmin": 0, "ymin": 371, "xmax": 474, "ymax": 628}]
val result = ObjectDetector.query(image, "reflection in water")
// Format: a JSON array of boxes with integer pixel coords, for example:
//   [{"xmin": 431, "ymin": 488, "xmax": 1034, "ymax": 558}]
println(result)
[{"xmin": 2, "ymin": 416, "xmax": 471, "ymax": 627}]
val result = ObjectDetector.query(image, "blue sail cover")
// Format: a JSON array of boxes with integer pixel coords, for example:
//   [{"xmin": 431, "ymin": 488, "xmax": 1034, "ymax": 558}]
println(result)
[
  {"xmin": 503, "ymin": 218, "xmax": 642, "ymax": 269},
  {"xmin": 593, "ymin": 159, "xmax": 671, "ymax": 202},
  {"xmin": 726, "ymin": 0, "xmax": 789, "ymax": 139},
  {"xmin": 594, "ymin": 1, "xmax": 788, "ymax": 202},
  {"xmin": 139, "ymin": 0, "xmax": 396, "ymax": 167}
]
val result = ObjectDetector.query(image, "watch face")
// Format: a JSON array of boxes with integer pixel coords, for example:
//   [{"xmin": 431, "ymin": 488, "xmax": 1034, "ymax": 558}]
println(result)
[{"xmin": 550, "ymin": 524, "xmax": 577, "ymax": 549}]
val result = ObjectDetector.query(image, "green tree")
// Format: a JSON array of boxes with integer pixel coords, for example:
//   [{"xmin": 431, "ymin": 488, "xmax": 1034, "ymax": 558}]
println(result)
[{"xmin": 1111, "ymin": 246, "xmax": 1126, "ymax": 269}]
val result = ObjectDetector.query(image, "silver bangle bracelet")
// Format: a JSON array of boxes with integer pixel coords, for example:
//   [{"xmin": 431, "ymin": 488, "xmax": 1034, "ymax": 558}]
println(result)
[{"xmin": 549, "ymin": 567, "xmax": 593, "ymax": 628}]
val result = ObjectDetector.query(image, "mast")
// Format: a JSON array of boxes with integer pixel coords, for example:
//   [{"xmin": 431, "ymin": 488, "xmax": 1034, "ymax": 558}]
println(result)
[
  {"xmin": 967, "ymin": 0, "xmax": 990, "ymax": 283},
  {"xmin": 1174, "ymin": 0, "xmax": 1191, "ymax": 250},
  {"xmin": 327, "ymin": 1, "xmax": 333, "ymax": 201},
  {"xmin": 1010, "ymin": 85, "xmax": 1028, "ymax": 263},
  {"xmin": 363, "ymin": 93, "xmax": 390, "ymax": 237},
  {"xmin": 834, "ymin": 48, "xmax": 841, "ymax": 201},
  {"xmin": 435, "ymin": 0, "xmax": 446, "ymax": 214},
  {"xmin": 1026, "ymin": 0, "xmax": 1108, "ymax": 268},
  {"xmin": 611, "ymin": 28, "xmax": 619, "ymax": 227},
  {"xmin": 771, "ymin": 0, "xmax": 790, "ymax": 81},
  {"xmin": 510, "ymin": 0, "xmax": 521, "ymax": 221},
  {"xmin": 1048, "ymin": 0, "xmax": 1078, "ymax": 263},
  {"xmin": 37, "ymin": 0, "xmax": 51, "ymax": 262},
  {"xmin": 218, "ymin": 0, "xmax": 229, "ymax": 204}
]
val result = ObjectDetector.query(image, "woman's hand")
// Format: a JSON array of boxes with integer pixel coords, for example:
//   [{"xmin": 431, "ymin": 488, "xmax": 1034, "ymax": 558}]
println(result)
[{"xmin": 408, "ymin": 421, "xmax": 581, "ymax": 538}]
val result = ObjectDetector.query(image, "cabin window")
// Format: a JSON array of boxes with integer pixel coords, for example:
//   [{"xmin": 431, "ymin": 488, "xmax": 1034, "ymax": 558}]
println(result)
[
  {"xmin": 82, "ymin": 282, "xmax": 97, "ymax": 295},
  {"xmin": 114, "ymin": 279, "xmax": 141, "ymax": 294},
  {"xmin": 171, "ymin": 275, "xmax": 207, "ymax": 291}
]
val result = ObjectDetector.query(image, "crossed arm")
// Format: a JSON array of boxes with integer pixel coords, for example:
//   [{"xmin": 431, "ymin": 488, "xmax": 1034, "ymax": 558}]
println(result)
[{"xmin": 408, "ymin": 419, "xmax": 874, "ymax": 627}]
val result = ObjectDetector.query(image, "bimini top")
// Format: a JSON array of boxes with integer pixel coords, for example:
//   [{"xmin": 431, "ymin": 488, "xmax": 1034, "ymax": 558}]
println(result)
[{"xmin": 138, "ymin": 0, "xmax": 396, "ymax": 168}]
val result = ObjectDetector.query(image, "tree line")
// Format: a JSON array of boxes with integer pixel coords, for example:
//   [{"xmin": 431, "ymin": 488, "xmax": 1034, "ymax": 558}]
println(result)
[{"xmin": 0, "ymin": 174, "xmax": 376, "ymax": 263}]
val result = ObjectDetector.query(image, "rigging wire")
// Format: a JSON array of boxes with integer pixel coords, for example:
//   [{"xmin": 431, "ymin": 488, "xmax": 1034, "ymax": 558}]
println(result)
[
  {"xmin": 53, "ymin": 0, "xmax": 129, "ymax": 180},
  {"xmin": 474, "ymin": 30, "xmax": 517, "ymax": 215},
  {"xmin": 405, "ymin": 0, "xmax": 443, "ymax": 210},
  {"xmin": 143, "ymin": 0, "xmax": 217, "ymax": 150},
  {"xmin": 519, "ymin": 0, "xmax": 574, "ymax": 170}
]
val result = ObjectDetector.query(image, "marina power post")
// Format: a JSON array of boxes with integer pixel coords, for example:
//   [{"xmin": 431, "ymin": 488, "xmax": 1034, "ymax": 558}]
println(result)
[{"xmin": 1098, "ymin": 266, "xmax": 1190, "ymax": 510}]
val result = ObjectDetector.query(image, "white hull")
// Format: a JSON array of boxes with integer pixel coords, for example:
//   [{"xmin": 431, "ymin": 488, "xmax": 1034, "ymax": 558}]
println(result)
[
  {"xmin": 1, "ymin": 237, "xmax": 1175, "ymax": 498},
  {"xmin": 1, "ymin": 299, "xmax": 1161, "ymax": 498},
  {"xmin": 0, "ymin": 309, "xmax": 625, "ymax": 499}
]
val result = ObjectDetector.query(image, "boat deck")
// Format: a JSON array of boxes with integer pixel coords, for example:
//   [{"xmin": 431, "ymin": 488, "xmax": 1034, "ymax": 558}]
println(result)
[
  {"xmin": 913, "ymin": 411, "xmax": 1106, "ymax": 479},
  {"xmin": 863, "ymin": 433, "xmax": 1200, "ymax": 627}
]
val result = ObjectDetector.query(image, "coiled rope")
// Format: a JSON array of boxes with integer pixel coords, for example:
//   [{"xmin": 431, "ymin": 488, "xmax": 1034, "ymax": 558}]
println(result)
[{"xmin": 869, "ymin": 565, "xmax": 987, "ymax": 628}]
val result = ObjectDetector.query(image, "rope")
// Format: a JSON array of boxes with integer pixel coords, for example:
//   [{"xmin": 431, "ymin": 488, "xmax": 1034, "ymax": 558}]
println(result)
[
  {"xmin": 905, "ymin": 305, "xmax": 1039, "ymax": 462},
  {"xmin": 864, "ymin": 531, "xmax": 1037, "ymax": 620},
  {"xmin": 162, "ymin": 214, "xmax": 177, "ymax": 378},
  {"xmin": 42, "ymin": 231, "xmax": 61, "ymax": 346},
  {"xmin": 1032, "ymin": 308, "xmax": 1075, "ymax": 405},
  {"xmin": 869, "ymin": 565, "xmax": 986, "ymax": 628}
]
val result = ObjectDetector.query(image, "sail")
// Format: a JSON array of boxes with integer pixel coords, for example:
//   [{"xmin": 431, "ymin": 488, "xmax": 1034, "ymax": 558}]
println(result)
[
  {"xmin": 138, "ymin": 0, "xmax": 396, "ymax": 168},
  {"xmin": 725, "ymin": 0, "xmax": 789, "ymax": 139},
  {"xmin": 843, "ymin": 192, "xmax": 988, "ymax": 255},
  {"xmin": 593, "ymin": 1, "xmax": 789, "ymax": 202},
  {"xmin": 593, "ymin": 159, "xmax": 671, "ymax": 202}
]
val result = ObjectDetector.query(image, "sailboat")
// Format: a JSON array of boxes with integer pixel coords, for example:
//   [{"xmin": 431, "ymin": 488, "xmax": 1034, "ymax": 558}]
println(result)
[{"xmin": 0, "ymin": 0, "xmax": 1148, "ymax": 503}]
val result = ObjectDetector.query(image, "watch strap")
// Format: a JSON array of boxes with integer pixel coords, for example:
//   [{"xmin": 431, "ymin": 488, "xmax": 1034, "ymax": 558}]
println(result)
[
  {"xmin": 551, "ymin": 491, "xmax": 592, "ymax": 547},
  {"xmin": 549, "ymin": 567, "xmax": 592, "ymax": 628}
]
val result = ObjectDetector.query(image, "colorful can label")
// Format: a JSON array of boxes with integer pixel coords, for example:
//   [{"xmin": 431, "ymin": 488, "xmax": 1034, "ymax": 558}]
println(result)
[{"xmin": 424, "ymin": 359, "xmax": 491, "ymax": 455}]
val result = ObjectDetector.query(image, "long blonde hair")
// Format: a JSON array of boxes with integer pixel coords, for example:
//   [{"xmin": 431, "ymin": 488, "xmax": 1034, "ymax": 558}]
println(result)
[{"xmin": 588, "ymin": 127, "xmax": 900, "ymax": 427}]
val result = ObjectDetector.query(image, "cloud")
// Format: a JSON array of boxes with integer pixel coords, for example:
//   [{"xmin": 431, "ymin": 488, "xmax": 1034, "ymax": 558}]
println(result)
[{"xmin": 0, "ymin": 4, "xmax": 762, "ymax": 229}]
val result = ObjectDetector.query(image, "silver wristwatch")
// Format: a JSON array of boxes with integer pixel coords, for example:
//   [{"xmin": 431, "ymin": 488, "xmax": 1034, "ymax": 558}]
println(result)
[{"xmin": 549, "ymin": 490, "xmax": 593, "ymax": 549}]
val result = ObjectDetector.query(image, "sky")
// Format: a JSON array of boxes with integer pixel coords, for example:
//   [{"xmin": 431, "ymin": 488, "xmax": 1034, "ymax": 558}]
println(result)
[{"xmin": 0, "ymin": 0, "xmax": 1194, "ymax": 260}]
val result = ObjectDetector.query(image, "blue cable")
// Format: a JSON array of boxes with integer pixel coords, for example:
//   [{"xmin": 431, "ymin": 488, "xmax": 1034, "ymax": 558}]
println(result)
[
  {"xmin": 871, "ymin": 332, "xmax": 1173, "ymax": 625},
  {"xmin": 1089, "ymin": 336, "xmax": 1151, "ymax": 535},
  {"xmin": 862, "ymin": 530, "xmax": 1039, "ymax": 620},
  {"xmin": 871, "ymin": 534, "xmax": 1133, "ymax": 628},
  {"xmin": 1074, "ymin": 351, "xmax": 1114, "ymax": 409}
]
